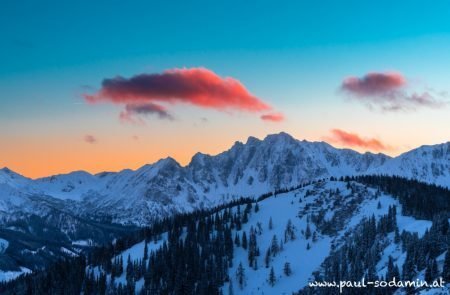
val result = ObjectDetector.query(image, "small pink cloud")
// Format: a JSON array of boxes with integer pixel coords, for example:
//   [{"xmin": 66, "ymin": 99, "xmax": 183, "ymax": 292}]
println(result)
[
  {"xmin": 84, "ymin": 135, "xmax": 97, "ymax": 144},
  {"xmin": 261, "ymin": 112, "xmax": 285, "ymax": 122}
]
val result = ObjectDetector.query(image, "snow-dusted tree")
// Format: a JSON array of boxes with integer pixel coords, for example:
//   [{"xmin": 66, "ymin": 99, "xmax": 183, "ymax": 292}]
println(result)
[
  {"xmin": 284, "ymin": 219, "xmax": 296, "ymax": 242},
  {"xmin": 269, "ymin": 217, "xmax": 273, "ymax": 230}
]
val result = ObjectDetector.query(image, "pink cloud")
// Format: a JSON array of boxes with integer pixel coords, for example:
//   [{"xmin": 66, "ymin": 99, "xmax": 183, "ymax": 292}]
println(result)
[
  {"xmin": 260, "ymin": 112, "xmax": 284, "ymax": 122},
  {"xmin": 341, "ymin": 72, "xmax": 406, "ymax": 96},
  {"xmin": 340, "ymin": 71, "xmax": 446, "ymax": 112},
  {"xmin": 84, "ymin": 135, "xmax": 97, "ymax": 144},
  {"xmin": 326, "ymin": 129, "xmax": 389, "ymax": 152},
  {"xmin": 84, "ymin": 68, "xmax": 274, "ymax": 123}
]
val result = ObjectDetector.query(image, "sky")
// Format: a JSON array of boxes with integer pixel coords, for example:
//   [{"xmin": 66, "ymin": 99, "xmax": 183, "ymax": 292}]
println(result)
[{"xmin": 1, "ymin": 0, "xmax": 450, "ymax": 178}]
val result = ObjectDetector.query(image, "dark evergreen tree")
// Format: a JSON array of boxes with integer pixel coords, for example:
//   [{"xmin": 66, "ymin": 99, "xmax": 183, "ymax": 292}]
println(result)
[
  {"xmin": 443, "ymin": 249, "xmax": 450, "ymax": 281},
  {"xmin": 283, "ymin": 262, "xmax": 292, "ymax": 276},
  {"xmin": 236, "ymin": 262, "xmax": 245, "ymax": 290},
  {"xmin": 268, "ymin": 267, "xmax": 276, "ymax": 286}
]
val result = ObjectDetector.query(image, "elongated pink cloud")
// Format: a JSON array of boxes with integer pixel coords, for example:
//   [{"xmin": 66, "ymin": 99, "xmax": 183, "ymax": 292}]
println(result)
[
  {"xmin": 340, "ymin": 71, "xmax": 446, "ymax": 112},
  {"xmin": 326, "ymin": 129, "xmax": 389, "ymax": 152},
  {"xmin": 261, "ymin": 112, "xmax": 284, "ymax": 122},
  {"xmin": 84, "ymin": 135, "xmax": 97, "ymax": 144},
  {"xmin": 85, "ymin": 67, "xmax": 272, "ymax": 119}
]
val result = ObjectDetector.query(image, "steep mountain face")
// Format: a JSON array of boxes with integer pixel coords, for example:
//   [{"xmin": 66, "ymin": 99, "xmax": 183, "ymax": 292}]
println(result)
[{"xmin": 1, "ymin": 132, "xmax": 449, "ymax": 227}]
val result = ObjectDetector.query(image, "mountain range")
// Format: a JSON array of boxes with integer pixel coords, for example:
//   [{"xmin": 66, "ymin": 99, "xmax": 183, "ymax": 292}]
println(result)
[
  {"xmin": 0, "ymin": 131, "xmax": 450, "ymax": 283},
  {"xmin": 1, "ymin": 132, "xmax": 449, "ymax": 226}
]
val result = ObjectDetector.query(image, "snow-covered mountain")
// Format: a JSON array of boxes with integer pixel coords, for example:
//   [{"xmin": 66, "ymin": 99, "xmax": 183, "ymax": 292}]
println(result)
[
  {"xmin": 84, "ymin": 179, "xmax": 448, "ymax": 294},
  {"xmin": 0, "ymin": 132, "xmax": 449, "ymax": 226},
  {"xmin": 1, "ymin": 132, "xmax": 449, "ymax": 291}
]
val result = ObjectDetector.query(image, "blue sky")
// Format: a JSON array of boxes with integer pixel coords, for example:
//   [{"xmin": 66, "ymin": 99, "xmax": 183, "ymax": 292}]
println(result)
[{"xmin": 1, "ymin": 1, "xmax": 450, "ymax": 177}]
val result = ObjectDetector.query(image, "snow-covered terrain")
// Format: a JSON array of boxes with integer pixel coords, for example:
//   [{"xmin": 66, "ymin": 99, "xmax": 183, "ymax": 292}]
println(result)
[
  {"xmin": 0, "ymin": 267, "xmax": 31, "ymax": 282},
  {"xmin": 86, "ymin": 180, "xmax": 448, "ymax": 294},
  {"xmin": 0, "ymin": 133, "xmax": 449, "ymax": 226},
  {"xmin": 1, "ymin": 132, "xmax": 449, "ymax": 287}
]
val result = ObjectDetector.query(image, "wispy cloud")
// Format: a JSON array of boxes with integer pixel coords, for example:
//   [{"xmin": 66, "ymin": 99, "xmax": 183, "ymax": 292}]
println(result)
[
  {"xmin": 83, "ymin": 135, "xmax": 97, "ymax": 144},
  {"xmin": 260, "ymin": 112, "xmax": 284, "ymax": 122},
  {"xmin": 340, "ymin": 71, "xmax": 446, "ymax": 112},
  {"xmin": 119, "ymin": 103, "xmax": 173, "ymax": 124},
  {"xmin": 325, "ymin": 129, "xmax": 391, "ymax": 152}
]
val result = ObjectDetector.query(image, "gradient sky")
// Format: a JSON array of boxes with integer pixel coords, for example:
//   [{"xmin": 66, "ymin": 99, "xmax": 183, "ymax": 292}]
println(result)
[{"xmin": 1, "ymin": 0, "xmax": 450, "ymax": 178}]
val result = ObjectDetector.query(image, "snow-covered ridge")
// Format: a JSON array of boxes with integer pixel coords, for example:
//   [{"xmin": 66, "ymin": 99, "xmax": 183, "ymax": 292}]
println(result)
[
  {"xmin": 86, "ymin": 180, "xmax": 442, "ymax": 294},
  {"xmin": 1, "ymin": 133, "xmax": 449, "ymax": 225}
]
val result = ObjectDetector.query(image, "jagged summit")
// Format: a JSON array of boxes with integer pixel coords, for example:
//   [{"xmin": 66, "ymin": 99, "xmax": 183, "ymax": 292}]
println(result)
[{"xmin": 1, "ymin": 132, "xmax": 450, "ymax": 225}]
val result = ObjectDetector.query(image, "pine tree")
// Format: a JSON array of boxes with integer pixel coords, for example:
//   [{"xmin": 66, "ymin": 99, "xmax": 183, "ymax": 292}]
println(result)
[
  {"xmin": 394, "ymin": 227, "xmax": 400, "ymax": 244},
  {"xmin": 126, "ymin": 254, "xmax": 133, "ymax": 282},
  {"xmin": 271, "ymin": 235, "xmax": 279, "ymax": 256},
  {"xmin": 305, "ymin": 222, "xmax": 311, "ymax": 240},
  {"xmin": 254, "ymin": 203, "xmax": 259, "ymax": 213},
  {"xmin": 269, "ymin": 217, "xmax": 273, "ymax": 230},
  {"xmin": 235, "ymin": 233, "xmax": 240, "ymax": 247},
  {"xmin": 425, "ymin": 260, "xmax": 433, "ymax": 283},
  {"xmin": 425, "ymin": 258, "xmax": 439, "ymax": 283},
  {"xmin": 385, "ymin": 255, "xmax": 400, "ymax": 292},
  {"xmin": 283, "ymin": 262, "xmax": 292, "ymax": 276},
  {"xmin": 236, "ymin": 262, "xmax": 245, "ymax": 290},
  {"xmin": 242, "ymin": 232, "xmax": 248, "ymax": 250},
  {"xmin": 268, "ymin": 267, "xmax": 276, "ymax": 286},
  {"xmin": 402, "ymin": 251, "xmax": 415, "ymax": 280},
  {"xmin": 228, "ymin": 280, "xmax": 234, "ymax": 295},
  {"xmin": 265, "ymin": 248, "xmax": 271, "ymax": 268},
  {"xmin": 143, "ymin": 242, "xmax": 148, "ymax": 261},
  {"xmin": 443, "ymin": 249, "xmax": 450, "ymax": 281},
  {"xmin": 284, "ymin": 219, "xmax": 295, "ymax": 242}
]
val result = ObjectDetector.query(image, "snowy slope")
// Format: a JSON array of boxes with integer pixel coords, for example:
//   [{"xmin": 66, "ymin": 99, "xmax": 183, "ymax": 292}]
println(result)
[
  {"xmin": 372, "ymin": 142, "xmax": 450, "ymax": 188},
  {"xmin": 87, "ymin": 180, "xmax": 441, "ymax": 294}
]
